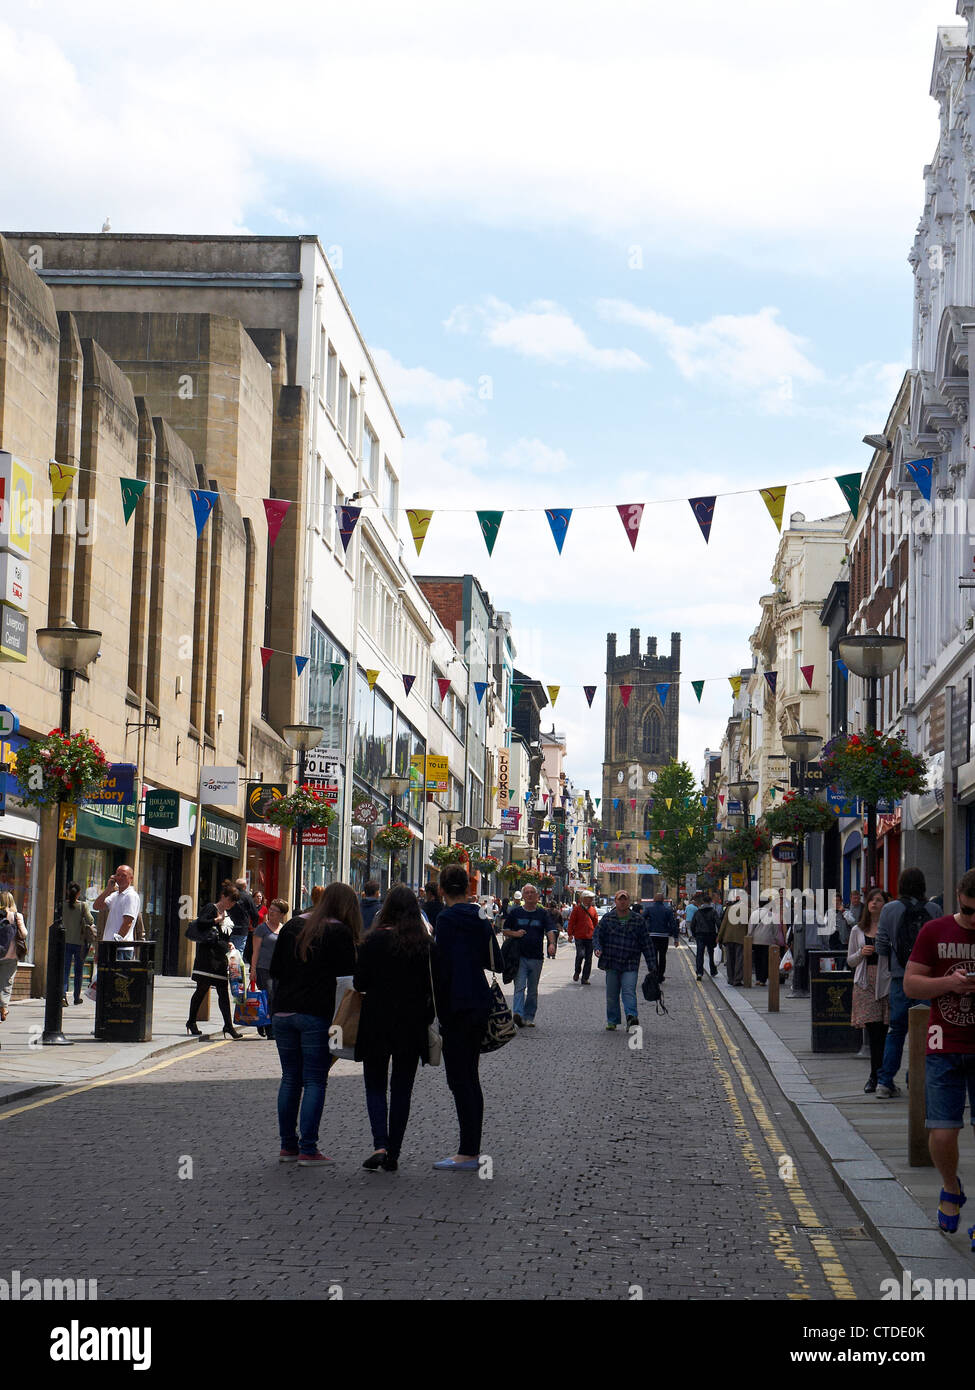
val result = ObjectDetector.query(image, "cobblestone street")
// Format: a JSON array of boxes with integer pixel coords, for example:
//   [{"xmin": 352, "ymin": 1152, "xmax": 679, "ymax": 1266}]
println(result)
[{"xmin": 1, "ymin": 943, "xmax": 897, "ymax": 1300}]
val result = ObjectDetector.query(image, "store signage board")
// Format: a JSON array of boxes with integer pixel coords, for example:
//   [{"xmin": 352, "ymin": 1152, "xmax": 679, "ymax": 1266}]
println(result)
[
  {"xmin": 199, "ymin": 767, "xmax": 238, "ymax": 807},
  {"xmin": 0, "ymin": 604, "xmax": 27, "ymax": 662},
  {"xmin": 951, "ymin": 680, "xmax": 972, "ymax": 771},
  {"xmin": 87, "ymin": 763, "xmax": 137, "ymax": 807},
  {"xmin": 245, "ymin": 781, "xmax": 288, "ymax": 824},
  {"xmin": 304, "ymin": 747, "xmax": 342, "ymax": 780},
  {"xmin": 144, "ymin": 789, "xmax": 180, "ymax": 830},
  {"xmin": 0, "ymin": 552, "xmax": 28, "ymax": 611},
  {"xmin": 0, "ymin": 454, "xmax": 32, "ymax": 559}
]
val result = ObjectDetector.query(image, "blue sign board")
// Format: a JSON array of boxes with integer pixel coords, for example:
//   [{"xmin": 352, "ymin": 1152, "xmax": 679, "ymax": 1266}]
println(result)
[
  {"xmin": 827, "ymin": 787, "xmax": 860, "ymax": 815},
  {"xmin": 0, "ymin": 727, "xmax": 27, "ymax": 800},
  {"xmin": 539, "ymin": 833, "xmax": 554, "ymax": 854},
  {"xmin": 726, "ymin": 800, "xmax": 742, "ymax": 815},
  {"xmin": 86, "ymin": 763, "xmax": 137, "ymax": 807}
]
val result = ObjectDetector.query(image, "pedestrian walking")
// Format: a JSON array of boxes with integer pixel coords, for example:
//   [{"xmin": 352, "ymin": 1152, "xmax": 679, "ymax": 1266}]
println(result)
[
  {"xmin": 717, "ymin": 895, "xmax": 747, "ymax": 986},
  {"xmin": 692, "ymin": 894, "xmax": 722, "ymax": 980},
  {"xmin": 269, "ymin": 881, "xmax": 360, "ymax": 1166},
  {"xmin": 501, "ymin": 884, "xmax": 557, "ymax": 1027},
  {"xmin": 0, "ymin": 892, "xmax": 27, "ymax": 1026},
  {"xmin": 568, "ymin": 893, "xmax": 598, "ymax": 983},
  {"xmin": 423, "ymin": 881, "xmax": 443, "ymax": 927},
  {"xmin": 354, "ymin": 885, "xmax": 435, "ymax": 1173},
  {"xmin": 748, "ymin": 891, "xmax": 784, "ymax": 987},
  {"xmin": 250, "ymin": 898, "xmax": 288, "ymax": 1039},
  {"xmin": 593, "ymin": 890, "xmax": 658, "ymax": 1031},
  {"xmin": 254, "ymin": 890, "xmax": 267, "ymax": 924},
  {"xmin": 787, "ymin": 897, "xmax": 829, "ymax": 997},
  {"xmin": 847, "ymin": 888, "xmax": 891, "ymax": 1093},
  {"xmin": 62, "ymin": 882, "xmax": 95, "ymax": 1006},
  {"xmin": 185, "ymin": 882, "xmax": 244, "ymax": 1040},
  {"xmin": 903, "ymin": 869, "xmax": 975, "ymax": 1236},
  {"xmin": 430, "ymin": 864, "xmax": 502, "ymax": 1171},
  {"xmin": 227, "ymin": 876, "xmax": 258, "ymax": 955},
  {"xmin": 360, "ymin": 880, "xmax": 383, "ymax": 931},
  {"xmin": 644, "ymin": 893, "xmax": 679, "ymax": 983},
  {"xmin": 874, "ymin": 867, "xmax": 940, "ymax": 1098}
]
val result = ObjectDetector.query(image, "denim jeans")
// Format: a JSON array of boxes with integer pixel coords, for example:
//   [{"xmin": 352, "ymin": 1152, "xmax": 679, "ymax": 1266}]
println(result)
[
  {"xmin": 273, "ymin": 1013, "xmax": 332, "ymax": 1155},
  {"xmin": 63, "ymin": 943, "xmax": 85, "ymax": 1000},
  {"xmin": 877, "ymin": 977, "xmax": 919, "ymax": 1090},
  {"xmin": 604, "ymin": 967, "xmax": 638, "ymax": 1024},
  {"xmin": 513, "ymin": 957, "xmax": 543, "ymax": 1022}
]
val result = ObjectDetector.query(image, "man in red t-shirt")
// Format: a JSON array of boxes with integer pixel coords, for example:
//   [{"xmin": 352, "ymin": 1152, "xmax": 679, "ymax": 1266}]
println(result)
[
  {"xmin": 568, "ymin": 893, "xmax": 598, "ymax": 984},
  {"xmin": 904, "ymin": 868, "xmax": 975, "ymax": 1235}
]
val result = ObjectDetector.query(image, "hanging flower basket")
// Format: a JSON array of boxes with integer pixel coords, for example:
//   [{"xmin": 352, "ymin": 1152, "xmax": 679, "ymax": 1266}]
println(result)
[
  {"xmin": 429, "ymin": 842, "xmax": 468, "ymax": 868},
  {"xmin": 470, "ymin": 853, "xmax": 500, "ymax": 875},
  {"xmin": 762, "ymin": 791, "xmax": 835, "ymax": 844},
  {"xmin": 724, "ymin": 824, "xmax": 771, "ymax": 873},
  {"xmin": 820, "ymin": 731, "xmax": 927, "ymax": 808},
  {"xmin": 263, "ymin": 784, "xmax": 337, "ymax": 831},
  {"xmin": 14, "ymin": 728, "xmax": 111, "ymax": 807},
  {"xmin": 375, "ymin": 821, "xmax": 415, "ymax": 854},
  {"xmin": 538, "ymin": 873, "xmax": 555, "ymax": 891}
]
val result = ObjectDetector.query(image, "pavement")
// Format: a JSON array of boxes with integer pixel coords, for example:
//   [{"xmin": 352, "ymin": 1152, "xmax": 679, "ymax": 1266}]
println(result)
[
  {"xmin": 705, "ymin": 943, "xmax": 975, "ymax": 1285},
  {"xmin": 0, "ymin": 938, "xmax": 897, "ymax": 1300}
]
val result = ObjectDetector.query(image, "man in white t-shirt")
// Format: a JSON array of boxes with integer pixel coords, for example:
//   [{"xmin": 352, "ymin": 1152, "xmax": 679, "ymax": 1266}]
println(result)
[{"xmin": 92, "ymin": 865, "xmax": 141, "ymax": 952}]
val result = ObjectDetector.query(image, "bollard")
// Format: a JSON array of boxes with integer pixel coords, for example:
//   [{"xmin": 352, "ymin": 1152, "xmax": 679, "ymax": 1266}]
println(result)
[
  {"xmin": 908, "ymin": 1004, "xmax": 933, "ymax": 1168},
  {"xmin": 742, "ymin": 937, "xmax": 753, "ymax": 987},
  {"xmin": 768, "ymin": 945, "xmax": 780, "ymax": 1013},
  {"xmin": 197, "ymin": 989, "xmax": 211, "ymax": 1023}
]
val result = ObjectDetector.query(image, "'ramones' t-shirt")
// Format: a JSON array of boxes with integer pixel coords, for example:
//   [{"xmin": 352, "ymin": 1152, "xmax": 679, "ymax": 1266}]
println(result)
[{"xmin": 910, "ymin": 915, "xmax": 975, "ymax": 1055}]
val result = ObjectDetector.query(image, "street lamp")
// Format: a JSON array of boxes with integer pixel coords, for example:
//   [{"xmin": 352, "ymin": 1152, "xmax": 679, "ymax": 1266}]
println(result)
[
  {"xmin": 780, "ymin": 731, "xmax": 823, "ymax": 891},
  {"xmin": 380, "ymin": 772, "xmax": 412, "ymax": 886},
  {"xmin": 438, "ymin": 804, "xmax": 463, "ymax": 845},
  {"xmin": 836, "ymin": 630, "xmax": 907, "ymax": 887},
  {"xmin": 281, "ymin": 723, "xmax": 325, "ymax": 912},
  {"xmin": 35, "ymin": 621, "xmax": 102, "ymax": 1046}
]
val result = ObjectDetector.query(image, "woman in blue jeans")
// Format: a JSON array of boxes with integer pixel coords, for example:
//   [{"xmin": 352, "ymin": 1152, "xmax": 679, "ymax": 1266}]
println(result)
[
  {"xmin": 269, "ymin": 882, "xmax": 359, "ymax": 1166},
  {"xmin": 593, "ymin": 890, "xmax": 658, "ymax": 1032}
]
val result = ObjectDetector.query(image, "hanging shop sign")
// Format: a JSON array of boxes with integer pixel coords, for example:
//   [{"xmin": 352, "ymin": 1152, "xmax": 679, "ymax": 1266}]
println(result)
[
  {"xmin": 86, "ymin": 763, "xmax": 136, "ymax": 807},
  {"xmin": 246, "ymin": 782, "xmax": 287, "ymax": 824},
  {"xmin": 0, "ymin": 604, "xmax": 27, "ymax": 662},
  {"xmin": 951, "ymin": 679, "xmax": 972, "ymax": 771},
  {"xmin": 771, "ymin": 841, "xmax": 799, "ymax": 864},
  {"xmin": 0, "ymin": 552, "xmax": 29, "ymax": 611},
  {"xmin": 199, "ymin": 767, "xmax": 239, "ymax": 807},
  {"xmin": 0, "ymin": 453, "xmax": 33, "ymax": 559},
  {"xmin": 144, "ymin": 789, "xmax": 180, "ymax": 830},
  {"xmin": 496, "ymin": 747, "xmax": 510, "ymax": 808}
]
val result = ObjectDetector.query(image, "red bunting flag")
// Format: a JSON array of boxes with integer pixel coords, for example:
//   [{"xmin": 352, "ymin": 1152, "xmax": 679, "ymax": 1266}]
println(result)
[
  {"xmin": 437, "ymin": 677, "xmax": 451, "ymax": 703},
  {"xmin": 263, "ymin": 498, "xmax": 291, "ymax": 547},
  {"xmin": 583, "ymin": 685, "xmax": 597, "ymax": 707},
  {"xmin": 260, "ymin": 647, "xmax": 273, "ymax": 668},
  {"xmin": 629, "ymin": 798, "xmax": 636, "ymax": 810},
  {"xmin": 800, "ymin": 664, "xmax": 815, "ymax": 689},
  {"xmin": 619, "ymin": 685, "xmax": 633, "ymax": 708},
  {"xmin": 617, "ymin": 503, "xmax": 644, "ymax": 551}
]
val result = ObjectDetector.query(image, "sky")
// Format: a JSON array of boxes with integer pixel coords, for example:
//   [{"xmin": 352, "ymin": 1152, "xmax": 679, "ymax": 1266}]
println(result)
[{"xmin": 0, "ymin": 0, "xmax": 956, "ymax": 795}]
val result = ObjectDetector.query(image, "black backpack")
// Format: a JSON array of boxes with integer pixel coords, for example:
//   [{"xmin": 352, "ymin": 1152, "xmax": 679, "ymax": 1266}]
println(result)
[
  {"xmin": 893, "ymin": 899, "xmax": 929, "ymax": 969},
  {"xmin": 641, "ymin": 962, "xmax": 668, "ymax": 1015}
]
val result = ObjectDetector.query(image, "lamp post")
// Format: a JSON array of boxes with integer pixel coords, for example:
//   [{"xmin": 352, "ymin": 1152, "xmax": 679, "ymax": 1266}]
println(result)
[
  {"xmin": 380, "ymin": 772, "xmax": 411, "ymax": 884},
  {"xmin": 36, "ymin": 622, "xmax": 102, "ymax": 1046},
  {"xmin": 438, "ymin": 805, "xmax": 463, "ymax": 846},
  {"xmin": 837, "ymin": 631, "xmax": 906, "ymax": 888},
  {"xmin": 781, "ymin": 731, "xmax": 823, "ymax": 893},
  {"xmin": 281, "ymin": 723, "xmax": 325, "ymax": 913}
]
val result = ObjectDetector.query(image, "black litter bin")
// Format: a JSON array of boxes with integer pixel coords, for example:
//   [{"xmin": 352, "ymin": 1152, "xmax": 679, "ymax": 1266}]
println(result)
[
  {"xmin": 809, "ymin": 947, "xmax": 859, "ymax": 1053},
  {"xmin": 94, "ymin": 940, "xmax": 155, "ymax": 1042}
]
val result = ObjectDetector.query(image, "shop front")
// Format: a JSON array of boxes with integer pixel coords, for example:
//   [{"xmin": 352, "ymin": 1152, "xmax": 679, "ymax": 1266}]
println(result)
[
  {"xmin": 198, "ymin": 810, "xmax": 242, "ymax": 907},
  {"xmin": 141, "ymin": 789, "xmax": 197, "ymax": 975},
  {"xmin": 246, "ymin": 824, "xmax": 281, "ymax": 905},
  {"xmin": 0, "ymin": 732, "xmax": 39, "ymax": 990},
  {"xmin": 72, "ymin": 801, "xmax": 139, "ymax": 914},
  {"xmin": 841, "ymin": 829, "xmax": 862, "ymax": 903}
]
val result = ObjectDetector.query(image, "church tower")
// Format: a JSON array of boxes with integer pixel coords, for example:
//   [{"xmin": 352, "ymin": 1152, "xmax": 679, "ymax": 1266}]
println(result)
[{"xmin": 600, "ymin": 629, "xmax": 681, "ymax": 901}]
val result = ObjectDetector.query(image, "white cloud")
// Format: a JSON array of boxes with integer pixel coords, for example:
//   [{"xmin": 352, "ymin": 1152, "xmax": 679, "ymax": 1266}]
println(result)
[
  {"xmin": 445, "ymin": 297, "xmax": 646, "ymax": 370},
  {"xmin": 371, "ymin": 348, "xmax": 474, "ymax": 412}
]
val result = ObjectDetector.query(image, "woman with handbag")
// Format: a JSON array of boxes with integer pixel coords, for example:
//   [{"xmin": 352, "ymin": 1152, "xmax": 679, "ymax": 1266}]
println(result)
[
  {"xmin": 269, "ymin": 881, "xmax": 359, "ymax": 1166},
  {"xmin": 0, "ymin": 892, "xmax": 27, "ymax": 1024},
  {"xmin": 353, "ymin": 885, "xmax": 435, "ymax": 1173},
  {"xmin": 847, "ymin": 888, "xmax": 891, "ymax": 1093},
  {"xmin": 430, "ymin": 864, "xmax": 503, "ymax": 1172},
  {"xmin": 61, "ymin": 882, "xmax": 96, "ymax": 1006},
  {"xmin": 185, "ymin": 882, "xmax": 244, "ymax": 1040}
]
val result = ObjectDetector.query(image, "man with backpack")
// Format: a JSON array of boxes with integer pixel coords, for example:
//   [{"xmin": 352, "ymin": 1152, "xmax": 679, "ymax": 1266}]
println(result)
[
  {"xmin": 874, "ymin": 867, "xmax": 940, "ymax": 1098},
  {"xmin": 692, "ymin": 893, "xmax": 721, "ymax": 980}
]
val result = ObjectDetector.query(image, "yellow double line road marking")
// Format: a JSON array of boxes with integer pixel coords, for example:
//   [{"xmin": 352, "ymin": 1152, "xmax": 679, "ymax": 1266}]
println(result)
[
  {"xmin": 0, "ymin": 1040, "xmax": 228, "ymax": 1122},
  {"xmin": 683, "ymin": 951, "xmax": 857, "ymax": 1300}
]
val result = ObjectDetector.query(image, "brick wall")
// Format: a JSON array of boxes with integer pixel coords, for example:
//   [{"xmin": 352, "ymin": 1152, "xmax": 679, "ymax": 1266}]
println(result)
[{"xmin": 418, "ymin": 579, "xmax": 464, "ymax": 648}]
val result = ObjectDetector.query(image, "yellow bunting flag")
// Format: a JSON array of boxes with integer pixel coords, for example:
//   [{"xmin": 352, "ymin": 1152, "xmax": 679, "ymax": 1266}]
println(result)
[
  {"xmin": 547, "ymin": 685, "xmax": 560, "ymax": 708},
  {"xmin": 49, "ymin": 461, "xmax": 78, "ymax": 507},
  {"xmin": 615, "ymin": 830, "xmax": 621, "ymax": 840},
  {"xmin": 759, "ymin": 486, "xmax": 787, "ymax": 532},
  {"xmin": 407, "ymin": 509, "xmax": 433, "ymax": 556},
  {"xmin": 366, "ymin": 669, "xmax": 380, "ymax": 691},
  {"xmin": 665, "ymin": 798, "xmax": 672, "ymax": 810},
  {"xmin": 729, "ymin": 675, "xmax": 742, "ymax": 699}
]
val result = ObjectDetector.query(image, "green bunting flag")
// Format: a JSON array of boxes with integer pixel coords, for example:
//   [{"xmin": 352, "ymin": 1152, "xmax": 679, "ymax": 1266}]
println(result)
[
  {"xmin": 691, "ymin": 680, "xmax": 705, "ymax": 703},
  {"xmin": 511, "ymin": 684, "xmax": 523, "ymax": 706},
  {"xmin": 835, "ymin": 472, "xmax": 862, "ymax": 521},
  {"xmin": 330, "ymin": 662, "xmax": 344, "ymax": 684},
  {"xmin": 477, "ymin": 510, "xmax": 504, "ymax": 556},
  {"xmin": 120, "ymin": 477, "xmax": 149, "ymax": 524}
]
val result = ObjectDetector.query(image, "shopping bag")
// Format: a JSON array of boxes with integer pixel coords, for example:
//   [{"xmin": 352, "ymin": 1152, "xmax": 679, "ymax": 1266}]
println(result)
[
  {"xmin": 480, "ymin": 980, "xmax": 517, "ymax": 1053},
  {"xmin": 781, "ymin": 948, "xmax": 794, "ymax": 973},
  {"xmin": 233, "ymin": 987, "xmax": 269, "ymax": 1027},
  {"xmin": 331, "ymin": 987, "xmax": 362, "ymax": 1051}
]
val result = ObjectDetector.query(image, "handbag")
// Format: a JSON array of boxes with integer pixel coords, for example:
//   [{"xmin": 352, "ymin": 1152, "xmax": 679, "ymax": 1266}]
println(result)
[
  {"xmin": 233, "ymin": 987, "xmax": 270, "ymax": 1028},
  {"xmin": 481, "ymin": 979, "xmax": 517, "ymax": 1052},
  {"xmin": 332, "ymin": 986, "xmax": 362, "ymax": 1050},
  {"xmin": 426, "ymin": 951, "xmax": 442, "ymax": 1066}
]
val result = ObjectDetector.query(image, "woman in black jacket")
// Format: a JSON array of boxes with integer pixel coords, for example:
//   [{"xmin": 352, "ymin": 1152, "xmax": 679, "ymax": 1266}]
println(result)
[
  {"xmin": 269, "ymin": 881, "xmax": 359, "ymax": 1166},
  {"xmin": 186, "ymin": 882, "xmax": 244, "ymax": 1039},
  {"xmin": 354, "ymin": 885, "xmax": 434, "ymax": 1173},
  {"xmin": 430, "ymin": 864, "xmax": 500, "ymax": 1172}
]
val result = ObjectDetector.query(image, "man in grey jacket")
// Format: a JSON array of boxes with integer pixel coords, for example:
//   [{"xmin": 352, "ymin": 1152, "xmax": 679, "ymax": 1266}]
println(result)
[{"xmin": 874, "ymin": 867, "xmax": 940, "ymax": 1098}]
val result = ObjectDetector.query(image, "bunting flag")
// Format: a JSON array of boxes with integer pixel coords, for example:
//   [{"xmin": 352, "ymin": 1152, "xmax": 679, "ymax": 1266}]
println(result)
[
  {"xmin": 330, "ymin": 662, "xmax": 344, "ymax": 684},
  {"xmin": 619, "ymin": 685, "xmax": 633, "ymax": 708},
  {"xmin": 402, "ymin": 674, "xmax": 416, "ymax": 697},
  {"xmin": 656, "ymin": 683, "xmax": 670, "ymax": 706},
  {"xmin": 120, "ymin": 477, "xmax": 149, "ymax": 524},
  {"xmin": 835, "ymin": 472, "xmax": 862, "ymax": 521},
  {"xmin": 905, "ymin": 457, "xmax": 933, "ymax": 502},
  {"xmin": 594, "ymin": 798, "xmax": 600, "ymax": 808},
  {"xmin": 406, "ymin": 508, "xmax": 434, "ymax": 556},
  {"xmin": 366, "ymin": 669, "xmax": 380, "ymax": 692},
  {"xmin": 509, "ymin": 789, "xmax": 517, "ymax": 800},
  {"xmin": 759, "ymin": 486, "xmax": 787, "ymax": 532},
  {"xmin": 613, "ymin": 799, "xmax": 620, "ymax": 808},
  {"xmin": 338, "ymin": 504, "xmax": 362, "ymax": 552},
  {"xmin": 477, "ymin": 510, "xmax": 504, "ymax": 556},
  {"xmin": 545, "ymin": 508, "xmax": 572, "ymax": 553},
  {"xmin": 436, "ymin": 677, "xmax": 451, "ymax": 703},
  {"xmin": 719, "ymin": 794, "xmax": 725, "ymax": 806},
  {"xmin": 665, "ymin": 798, "xmax": 672, "ymax": 810},
  {"xmin": 800, "ymin": 664, "xmax": 815, "ymax": 689},
  {"xmin": 729, "ymin": 675, "xmax": 742, "ymax": 699},
  {"xmin": 49, "ymin": 461, "xmax": 78, "ymax": 506},
  {"xmin": 190, "ymin": 489, "xmax": 219, "ymax": 536},
  {"xmin": 837, "ymin": 659, "xmax": 849, "ymax": 681},
  {"xmin": 474, "ymin": 681, "xmax": 488, "ymax": 704},
  {"xmin": 659, "ymin": 830, "xmax": 665, "ymax": 840},
  {"xmin": 764, "ymin": 670, "xmax": 778, "ymax": 695},
  {"xmin": 260, "ymin": 647, "xmax": 273, "ymax": 669},
  {"xmin": 616, "ymin": 831, "xmax": 622, "ymax": 840},
  {"xmin": 295, "ymin": 655, "xmax": 309, "ymax": 677},
  {"xmin": 547, "ymin": 685, "xmax": 560, "ymax": 708},
  {"xmin": 617, "ymin": 503, "xmax": 644, "ymax": 550},
  {"xmin": 263, "ymin": 498, "xmax": 291, "ymax": 546},
  {"xmin": 584, "ymin": 685, "xmax": 597, "ymax": 707},
  {"xmin": 700, "ymin": 795, "xmax": 708, "ymax": 808},
  {"xmin": 511, "ymin": 684, "xmax": 523, "ymax": 706},
  {"xmin": 688, "ymin": 826, "xmax": 694, "ymax": 836},
  {"xmin": 688, "ymin": 496, "xmax": 716, "ymax": 543},
  {"xmin": 692, "ymin": 680, "xmax": 705, "ymax": 703},
  {"xmin": 629, "ymin": 798, "xmax": 636, "ymax": 810}
]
